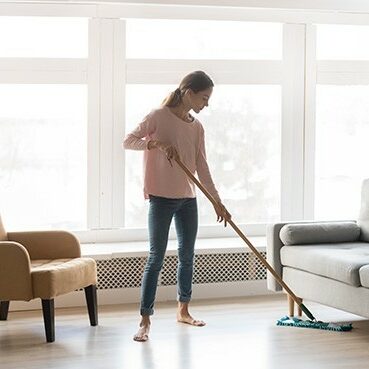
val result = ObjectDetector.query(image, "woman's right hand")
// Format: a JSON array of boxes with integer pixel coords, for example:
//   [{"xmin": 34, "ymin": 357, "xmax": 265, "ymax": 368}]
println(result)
[{"xmin": 213, "ymin": 201, "xmax": 232, "ymax": 227}]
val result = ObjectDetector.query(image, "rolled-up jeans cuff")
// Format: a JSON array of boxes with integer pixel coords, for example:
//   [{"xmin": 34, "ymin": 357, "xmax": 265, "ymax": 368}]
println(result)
[
  {"xmin": 140, "ymin": 308, "xmax": 154, "ymax": 316},
  {"xmin": 177, "ymin": 296, "xmax": 191, "ymax": 303}
]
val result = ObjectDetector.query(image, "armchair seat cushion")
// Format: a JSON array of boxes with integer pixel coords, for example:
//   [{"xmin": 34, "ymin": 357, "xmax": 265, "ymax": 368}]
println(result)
[
  {"xmin": 31, "ymin": 258, "xmax": 97, "ymax": 299},
  {"xmin": 280, "ymin": 242, "xmax": 369, "ymax": 286}
]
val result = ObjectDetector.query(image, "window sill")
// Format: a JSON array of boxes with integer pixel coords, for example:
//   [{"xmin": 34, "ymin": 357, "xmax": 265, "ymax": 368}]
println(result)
[{"xmin": 81, "ymin": 236, "xmax": 266, "ymax": 260}]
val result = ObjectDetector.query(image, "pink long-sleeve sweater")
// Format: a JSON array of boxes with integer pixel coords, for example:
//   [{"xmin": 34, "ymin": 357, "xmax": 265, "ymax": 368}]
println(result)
[{"xmin": 123, "ymin": 106, "xmax": 221, "ymax": 202}]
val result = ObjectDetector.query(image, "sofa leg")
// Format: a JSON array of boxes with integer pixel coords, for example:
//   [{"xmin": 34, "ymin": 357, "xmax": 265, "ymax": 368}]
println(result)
[
  {"xmin": 287, "ymin": 294, "xmax": 294, "ymax": 316},
  {"xmin": 0, "ymin": 301, "xmax": 10, "ymax": 320},
  {"xmin": 84, "ymin": 285, "xmax": 98, "ymax": 326},
  {"xmin": 297, "ymin": 298, "xmax": 303, "ymax": 317},
  {"xmin": 41, "ymin": 299, "xmax": 55, "ymax": 343},
  {"xmin": 287, "ymin": 295, "xmax": 303, "ymax": 317}
]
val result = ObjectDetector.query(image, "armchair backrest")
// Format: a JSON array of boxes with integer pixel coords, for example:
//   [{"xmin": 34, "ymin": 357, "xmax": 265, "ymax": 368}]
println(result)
[
  {"xmin": 0, "ymin": 215, "xmax": 7, "ymax": 241},
  {"xmin": 358, "ymin": 178, "xmax": 369, "ymax": 242}
]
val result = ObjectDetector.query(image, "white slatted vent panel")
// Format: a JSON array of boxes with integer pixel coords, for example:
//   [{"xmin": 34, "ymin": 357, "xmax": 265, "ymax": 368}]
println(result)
[{"xmin": 95, "ymin": 251, "xmax": 267, "ymax": 289}]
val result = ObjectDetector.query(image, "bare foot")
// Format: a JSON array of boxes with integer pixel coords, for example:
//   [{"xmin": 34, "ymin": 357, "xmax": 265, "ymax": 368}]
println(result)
[
  {"xmin": 177, "ymin": 313, "xmax": 206, "ymax": 327},
  {"xmin": 133, "ymin": 318, "xmax": 150, "ymax": 342}
]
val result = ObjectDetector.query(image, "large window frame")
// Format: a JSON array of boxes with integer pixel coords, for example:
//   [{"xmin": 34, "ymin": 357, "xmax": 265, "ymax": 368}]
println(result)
[
  {"xmin": 2, "ymin": 2, "xmax": 369, "ymax": 242},
  {"xmin": 86, "ymin": 16, "xmax": 283, "ymax": 242}
]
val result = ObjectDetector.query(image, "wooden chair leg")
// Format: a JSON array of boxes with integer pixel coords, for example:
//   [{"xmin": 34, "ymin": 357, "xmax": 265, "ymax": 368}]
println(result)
[
  {"xmin": 84, "ymin": 285, "xmax": 98, "ymax": 326},
  {"xmin": 287, "ymin": 294, "xmax": 294, "ymax": 316},
  {"xmin": 0, "ymin": 301, "xmax": 10, "ymax": 320},
  {"xmin": 41, "ymin": 299, "xmax": 55, "ymax": 343}
]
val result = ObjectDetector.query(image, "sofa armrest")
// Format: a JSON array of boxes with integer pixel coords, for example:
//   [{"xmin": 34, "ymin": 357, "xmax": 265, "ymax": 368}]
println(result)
[
  {"xmin": 0, "ymin": 241, "xmax": 33, "ymax": 301},
  {"xmin": 7, "ymin": 230, "xmax": 81, "ymax": 260},
  {"xmin": 266, "ymin": 223, "xmax": 288, "ymax": 292}
]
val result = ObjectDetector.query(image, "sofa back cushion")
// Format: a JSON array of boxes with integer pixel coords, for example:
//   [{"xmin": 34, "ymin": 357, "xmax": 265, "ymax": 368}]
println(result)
[
  {"xmin": 280, "ymin": 221, "xmax": 360, "ymax": 246},
  {"xmin": 358, "ymin": 178, "xmax": 369, "ymax": 242}
]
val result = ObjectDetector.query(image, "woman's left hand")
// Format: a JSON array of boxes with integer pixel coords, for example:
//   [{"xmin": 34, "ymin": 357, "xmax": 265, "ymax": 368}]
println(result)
[{"xmin": 213, "ymin": 202, "xmax": 231, "ymax": 227}]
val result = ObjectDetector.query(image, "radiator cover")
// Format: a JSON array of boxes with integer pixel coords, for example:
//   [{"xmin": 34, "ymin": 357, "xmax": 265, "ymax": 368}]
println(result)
[{"xmin": 95, "ymin": 251, "xmax": 267, "ymax": 289}]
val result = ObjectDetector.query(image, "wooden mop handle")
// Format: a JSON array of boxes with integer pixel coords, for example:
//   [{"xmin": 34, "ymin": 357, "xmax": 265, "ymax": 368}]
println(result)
[{"xmin": 174, "ymin": 156, "xmax": 303, "ymax": 308}]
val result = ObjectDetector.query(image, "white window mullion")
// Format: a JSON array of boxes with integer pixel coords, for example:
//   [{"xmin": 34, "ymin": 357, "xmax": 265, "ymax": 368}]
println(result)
[
  {"xmin": 281, "ymin": 23, "xmax": 306, "ymax": 221},
  {"xmin": 303, "ymin": 24, "xmax": 317, "ymax": 219},
  {"xmin": 318, "ymin": 61, "xmax": 369, "ymax": 84},
  {"xmin": 126, "ymin": 59, "xmax": 282, "ymax": 84},
  {"xmin": 99, "ymin": 19, "xmax": 115, "ymax": 228},
  {"xmin": 0, "ymin": 58, "xmax": 87, "ymax": 83},
  {"xmin": 91, "ymin": 18, "xmax": 126, "ymax": 230},
  {"xmin": 112, "ymin": 19, "xmax": 126, "ymax": 228},
  {"xmin": 87, "ymin": 19, "xmax": 101, "ymax": 229}
]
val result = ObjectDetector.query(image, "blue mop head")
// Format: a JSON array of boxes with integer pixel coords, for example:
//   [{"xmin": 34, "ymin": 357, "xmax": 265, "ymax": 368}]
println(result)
[{"xmin": 277, "ymin": 316, "xmax": 353, "ymax": 332}]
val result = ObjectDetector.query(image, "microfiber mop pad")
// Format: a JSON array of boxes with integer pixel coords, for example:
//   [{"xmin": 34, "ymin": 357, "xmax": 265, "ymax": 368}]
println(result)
[{"xmin": 277, "ymin": 316, "xmax": 353, "ymax": 332}]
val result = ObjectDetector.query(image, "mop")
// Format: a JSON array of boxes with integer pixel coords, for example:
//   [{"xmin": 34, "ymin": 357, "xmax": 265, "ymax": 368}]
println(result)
[{"xmin": 172, "ymin": 155, "xmax": 353, "ymax": 332}]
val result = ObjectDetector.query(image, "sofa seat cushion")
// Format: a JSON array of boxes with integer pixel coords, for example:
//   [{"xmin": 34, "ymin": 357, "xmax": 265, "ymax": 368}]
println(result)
[
  {"xmin": 280, "ymin": 242, "xmax": 369, "ymax": 286},
  {"xmin": 31, "ymin": 258, "xmax": 97, "ymax": 299},
  {"xmin": 359, "ymin": 265, "xmax": 369, "ymax": 288}
]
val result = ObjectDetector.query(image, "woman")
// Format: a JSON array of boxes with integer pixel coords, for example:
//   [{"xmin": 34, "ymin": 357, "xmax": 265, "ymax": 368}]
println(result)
[{"xmin": 123, "ymin": 70, "xmax": 230, "ymax": 342}]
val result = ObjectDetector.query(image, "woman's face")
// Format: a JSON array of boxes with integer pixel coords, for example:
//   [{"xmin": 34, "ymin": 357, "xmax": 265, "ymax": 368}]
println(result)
[{"xmin": 187, "ymin": 87, "xmax": 213, "ymax": 114}]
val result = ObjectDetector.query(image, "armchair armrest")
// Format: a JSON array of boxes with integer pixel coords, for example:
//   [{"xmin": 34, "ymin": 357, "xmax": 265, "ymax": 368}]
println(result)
[
  {"xmin": 7, "ymin": 230, "xmax": 81, "ymax": 260},
  {"xmin": 0, "ymin": 241, "xmax": 33, "ymax": 301}
]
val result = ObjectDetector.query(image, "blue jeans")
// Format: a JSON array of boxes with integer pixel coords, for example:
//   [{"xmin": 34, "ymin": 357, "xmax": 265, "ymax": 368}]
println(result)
[{"xmin": 140, "ymin": 195, "xmax": 198, "ymax": 316}]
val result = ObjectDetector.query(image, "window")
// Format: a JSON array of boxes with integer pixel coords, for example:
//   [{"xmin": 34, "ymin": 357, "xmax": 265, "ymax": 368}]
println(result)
[
  {"xmin": 198, "ymin": 85, "xmax": 281, "ymax": 224},
  {"xmin": 126, "ymin": 20, "xmax": 282, "ymax": 60},
  {"xmin": 1, "ymin": 14, "xmax": 283, "ymax": 237},
  {"xmin": 0, "ymin": 17, "xmax": 88, "ymax": 58},
  {"xmin": 124, "ymin": 84, "xmax": 281, "ymax": 227},
  {"xmin": 125, "ymin": 85, "xmax": 174, "ymax": 228},
  {"xmin": 0, "ymin": 85, "xmax": 87, "ymax": 230},
  {"xmin": 315, "ymin": 86, "xmax": 369, "ymax": 220},
  {"xmin": 124, "ymin": 18, "xmax": 282, "ymax": 232},
  {"xmin": 317, "ymin": 24, "xmax": 369, "ymax": 60}
]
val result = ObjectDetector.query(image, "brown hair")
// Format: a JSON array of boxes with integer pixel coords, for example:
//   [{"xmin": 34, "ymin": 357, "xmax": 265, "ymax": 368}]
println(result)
[{"xmin": 162, "ymin": 70, "xmax": 214, "ymax": 107}]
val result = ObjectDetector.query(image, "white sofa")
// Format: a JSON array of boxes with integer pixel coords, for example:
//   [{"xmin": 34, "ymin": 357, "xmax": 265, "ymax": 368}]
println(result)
[{"xmin": 266, "ymin": 179, "xmax": 369, "ymax": 318}]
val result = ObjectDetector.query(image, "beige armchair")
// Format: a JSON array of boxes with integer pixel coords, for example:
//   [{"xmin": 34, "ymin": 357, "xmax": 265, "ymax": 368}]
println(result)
[{"xmin": 0, "ymin": 215, "xmax": 98, "ymax": 343}]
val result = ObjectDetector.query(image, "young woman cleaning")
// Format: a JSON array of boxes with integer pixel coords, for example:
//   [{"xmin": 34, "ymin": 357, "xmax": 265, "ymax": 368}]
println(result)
[{"xmin": 123, "ymin": 70, "xmax": 230, "ymax": 342}]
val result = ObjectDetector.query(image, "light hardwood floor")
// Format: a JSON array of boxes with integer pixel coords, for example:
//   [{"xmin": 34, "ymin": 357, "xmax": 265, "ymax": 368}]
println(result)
[{"xmin": 1, "ymin": 294, "xmax": 369, "ymax": 369}]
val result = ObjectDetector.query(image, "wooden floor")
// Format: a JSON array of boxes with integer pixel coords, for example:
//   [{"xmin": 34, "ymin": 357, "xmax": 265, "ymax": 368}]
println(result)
[{"xmin": 1, "ymin": 294, "xmax": 369, "ymax": 369}]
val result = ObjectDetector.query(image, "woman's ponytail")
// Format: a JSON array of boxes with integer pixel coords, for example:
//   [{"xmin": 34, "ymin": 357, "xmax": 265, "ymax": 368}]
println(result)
[
  {"xmin": 162, "ymin": 88, "xmax": 182, "ymax": 107},
  {"xmin": 162, "ymin": 71, "xmax": 214, "ymax": 108}
]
